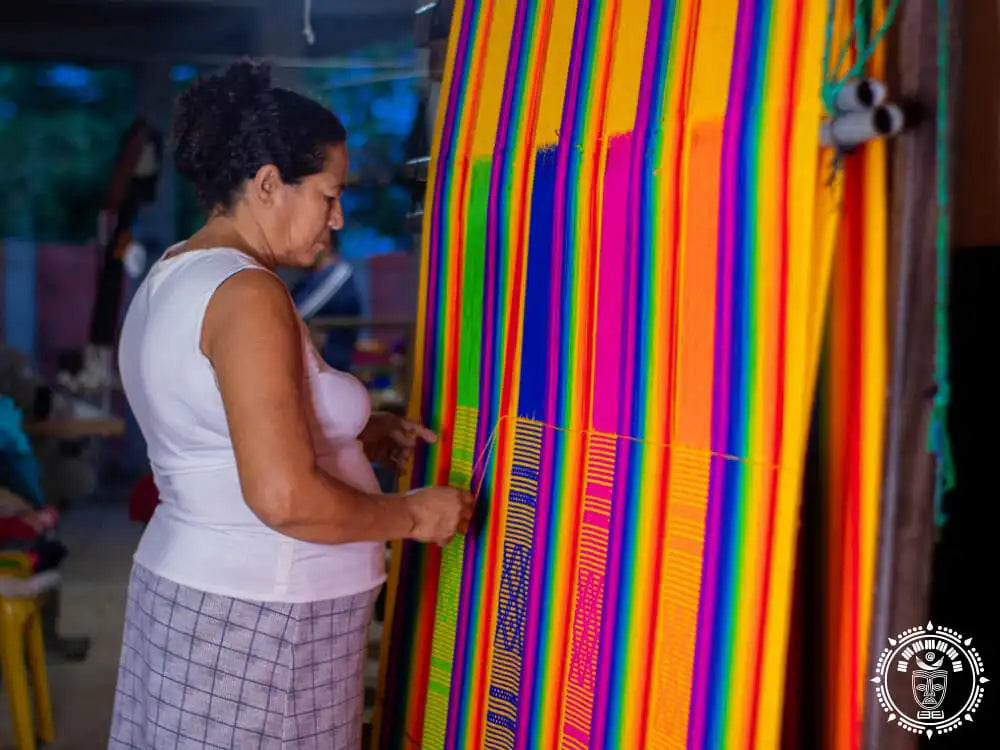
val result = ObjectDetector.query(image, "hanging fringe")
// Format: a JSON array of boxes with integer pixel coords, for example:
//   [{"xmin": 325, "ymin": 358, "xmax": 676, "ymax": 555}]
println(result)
[{"xmin": 927, "ymin": 0, "xmax": 955, "ymax": 527}]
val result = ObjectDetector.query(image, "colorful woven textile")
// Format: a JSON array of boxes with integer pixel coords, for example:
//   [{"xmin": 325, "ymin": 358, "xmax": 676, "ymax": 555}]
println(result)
[{"xmin": 375, "ymin": 0, "xmax": 886, "ymax": 748}]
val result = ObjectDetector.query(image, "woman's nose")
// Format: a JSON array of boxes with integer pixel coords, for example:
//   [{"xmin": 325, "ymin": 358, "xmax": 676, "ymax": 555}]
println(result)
[{"xmin": 329, "ymin": 205, "xmax": 344, "ymax": 231}]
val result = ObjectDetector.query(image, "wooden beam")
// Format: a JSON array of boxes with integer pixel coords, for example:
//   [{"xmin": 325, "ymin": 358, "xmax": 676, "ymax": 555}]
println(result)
[
  {"xmin": 864, "ymin": 1, "xmax": 963, "ymax": 748},
  {"xmin": 952, "ymin": 0, "xmax": 1000, "ymax": 247}
]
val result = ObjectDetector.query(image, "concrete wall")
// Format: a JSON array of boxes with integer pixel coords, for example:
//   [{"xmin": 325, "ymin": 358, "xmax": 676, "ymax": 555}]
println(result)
[
  {"xmin": 0, "ymin": 241, "xmax": 104, "ymax": 378},
  {"xmin": 34, "ymin": 243, "xmax": 105, "ymax": 378}
]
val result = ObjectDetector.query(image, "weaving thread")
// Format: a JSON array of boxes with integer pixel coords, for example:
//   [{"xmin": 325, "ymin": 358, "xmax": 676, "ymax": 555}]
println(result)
[
  {"xmin": 375, "ymin": 1, "xmax": 891, "ymax": 748},
  {"xmin": 927, "ymin": 0, "xmax": 954, "ymax": 526},
  {"xmin": 808, "ymin": 5, "xmax": 890, "ymax": 748},
  {"xmin": 820, "ymin": 0, "xmax": 900, "ymax": 114}
]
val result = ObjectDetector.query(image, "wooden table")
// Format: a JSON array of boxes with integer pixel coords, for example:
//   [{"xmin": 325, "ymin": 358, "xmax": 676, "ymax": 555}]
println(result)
[{"xmin": 21, "ymin": 418, "xmax": 125, "ymax": 440}]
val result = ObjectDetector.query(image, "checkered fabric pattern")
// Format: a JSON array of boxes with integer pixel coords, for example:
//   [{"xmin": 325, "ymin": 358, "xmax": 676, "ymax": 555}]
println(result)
[{"xmin": 109, "ymin": 564, "xmax": 379, "ymax": 749}]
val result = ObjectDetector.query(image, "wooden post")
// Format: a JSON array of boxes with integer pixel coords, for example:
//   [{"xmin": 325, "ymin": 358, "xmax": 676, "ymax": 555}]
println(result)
[{"xmin": 864, "ymin": 2, "xmax": 963, "ymax": 749}]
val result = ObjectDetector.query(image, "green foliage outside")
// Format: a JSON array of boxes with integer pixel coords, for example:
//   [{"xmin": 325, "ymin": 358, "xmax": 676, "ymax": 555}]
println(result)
[
  {"xmin": 1, "ymin": 41, "xmax": 420, "ymax": 258},
  {"xmin": 0, "ymin": 63, "xmax": 136, "ymax": 242}
]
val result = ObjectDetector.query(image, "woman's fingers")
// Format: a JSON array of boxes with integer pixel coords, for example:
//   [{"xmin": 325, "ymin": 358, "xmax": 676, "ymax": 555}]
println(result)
[
  {"xmin": 390, "ymin": 429, "xmax": 417, "ymax": 449},
  {"xmin": 399, "ymin": 419, "xmax": 438, "ymax": 444},
  {"xmin": 413, "ymin": 422, "xmax": 438, "ymax": 444},
  {"xmin": 380, "ymin": 420, "xmax": 438, "ymax": 473}
]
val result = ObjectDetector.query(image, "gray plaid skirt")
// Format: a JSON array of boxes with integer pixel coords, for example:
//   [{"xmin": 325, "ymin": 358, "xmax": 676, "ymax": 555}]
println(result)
[{"xmin": 109, "ymin": 563, "xmax": 379, "ymax": 749}]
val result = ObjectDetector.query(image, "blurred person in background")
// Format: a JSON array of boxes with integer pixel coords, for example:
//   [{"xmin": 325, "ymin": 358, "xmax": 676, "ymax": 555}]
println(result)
[
  {"xmin": 0, "ymin": 342, "xmax": 89, "ymax": 661},
  {"xmin": 291, "ymin": 230, "xmax": 361, "ymax": 373}
]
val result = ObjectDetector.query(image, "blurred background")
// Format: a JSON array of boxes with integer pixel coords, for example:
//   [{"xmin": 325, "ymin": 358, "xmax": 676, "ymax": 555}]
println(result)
[{"xmin": 0, "ymin": 1, "xmax": 454, "ymax": 746}]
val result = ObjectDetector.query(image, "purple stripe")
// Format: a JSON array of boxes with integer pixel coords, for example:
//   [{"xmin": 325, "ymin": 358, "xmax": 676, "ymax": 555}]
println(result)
[
  {"xmin": 687, "ymin": 2, "xmax": 754, "ymax": 747},
  {"xmin": 514, "ymin": 0, "xmax": 595, "ymax": 744}
]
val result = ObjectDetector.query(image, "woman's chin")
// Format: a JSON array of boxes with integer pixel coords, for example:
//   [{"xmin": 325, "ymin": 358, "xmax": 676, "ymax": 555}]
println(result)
[{"xmin": 292, "ymin": 243, "xmax": 327, "ymax": 267}]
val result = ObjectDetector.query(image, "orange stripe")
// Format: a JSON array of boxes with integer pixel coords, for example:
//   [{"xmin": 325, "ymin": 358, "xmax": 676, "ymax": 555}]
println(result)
[{"xmin": 648, "ymin": 119, "xmax": 722, "ymax": 749}]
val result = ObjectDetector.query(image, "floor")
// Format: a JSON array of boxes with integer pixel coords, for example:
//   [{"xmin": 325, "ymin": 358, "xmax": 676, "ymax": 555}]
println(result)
[{"xmin": 0, "ymin": 488, "xmax": 141, "ymax": 750}]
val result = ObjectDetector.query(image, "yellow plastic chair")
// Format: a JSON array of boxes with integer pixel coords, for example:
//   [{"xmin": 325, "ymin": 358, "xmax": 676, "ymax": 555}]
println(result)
[{"xmin": 0, "ymin": 552, "xmax": 55, "ymax": 750}]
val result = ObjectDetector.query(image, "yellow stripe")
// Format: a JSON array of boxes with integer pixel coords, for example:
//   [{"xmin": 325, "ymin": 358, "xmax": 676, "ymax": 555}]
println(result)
[
  {"xmin": 755, "ymin": 0, "xmax": 829, "ymax": 745},
  {"xmin": 856, "ymin": 0, "xmax": 888, "ymax": 740},
  {"xmin": 603, "ymin": 0, "xmax": 651, "ymax": 137},
  {"xmin": 470, "ymin": 1, "xmax": 520, "ymax": 157},
  {"xmin": 534, "ymin": 0, "xmax": 577, "ymax": 148}
]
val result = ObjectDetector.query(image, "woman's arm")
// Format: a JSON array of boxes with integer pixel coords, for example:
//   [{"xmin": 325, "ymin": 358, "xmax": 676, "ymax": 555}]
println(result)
[{"xmin": 202, "ymin": 269, "xmax": 417, "ymax": 544}]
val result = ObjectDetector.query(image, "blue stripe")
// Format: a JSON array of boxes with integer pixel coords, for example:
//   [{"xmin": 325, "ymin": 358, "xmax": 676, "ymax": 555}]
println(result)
[{"xmin": 517, "ymin": 149, "xmax": 558, "ymax": 418}]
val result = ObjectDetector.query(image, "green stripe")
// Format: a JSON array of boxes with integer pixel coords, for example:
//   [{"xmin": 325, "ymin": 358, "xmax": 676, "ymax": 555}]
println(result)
[{"xmin": 423, "ymin": 159, "xmax": 492, "ymax": 749}]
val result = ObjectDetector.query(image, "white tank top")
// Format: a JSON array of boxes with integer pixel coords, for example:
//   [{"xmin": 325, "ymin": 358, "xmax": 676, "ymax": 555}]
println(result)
[{"xmin": 118, "ymin": 246, "xmax": 385, "ymax": 602}]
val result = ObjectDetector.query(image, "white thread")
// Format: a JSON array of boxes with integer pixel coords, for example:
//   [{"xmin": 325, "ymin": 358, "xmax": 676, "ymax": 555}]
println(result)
[{"xmin": 303, "ymin": 0, "xmax": 316, "ymax": 45}]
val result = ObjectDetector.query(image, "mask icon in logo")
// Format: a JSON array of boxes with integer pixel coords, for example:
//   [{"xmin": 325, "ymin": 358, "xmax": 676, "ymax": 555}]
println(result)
[
  {"xmin": 872, "ymin": 622, "xmax": 988, "ymax": 739},
  {"xmin": 912, "ymin": 652, "xmax": 948, "ymax": 719}
]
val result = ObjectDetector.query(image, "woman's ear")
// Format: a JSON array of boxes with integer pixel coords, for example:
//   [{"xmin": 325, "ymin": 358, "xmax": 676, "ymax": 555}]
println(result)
[{"xmin": 249, "ymin": 164, "xmax": 282, "ymax": 206}]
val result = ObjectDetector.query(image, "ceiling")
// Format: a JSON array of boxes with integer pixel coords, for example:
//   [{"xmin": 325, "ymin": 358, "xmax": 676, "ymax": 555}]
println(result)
[{"xmin": 0, "ymin": 0, "xmax": 419, "ymax": 66}]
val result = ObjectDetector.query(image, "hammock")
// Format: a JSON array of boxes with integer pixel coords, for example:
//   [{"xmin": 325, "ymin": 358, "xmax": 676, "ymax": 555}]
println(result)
[{"xmin": 376, "ymin": 0, "xmax": 887, "ymax": 747}]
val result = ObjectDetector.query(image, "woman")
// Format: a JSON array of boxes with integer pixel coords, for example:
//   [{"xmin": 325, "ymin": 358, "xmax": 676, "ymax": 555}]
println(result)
[{"xmin": 109, "ymin": 61, "xmax": 473, "ymax": 749}]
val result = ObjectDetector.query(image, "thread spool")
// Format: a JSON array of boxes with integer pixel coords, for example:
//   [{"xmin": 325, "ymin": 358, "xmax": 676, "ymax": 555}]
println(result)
[
  {"xmin": 834, "ymin": 78, "xmax": 888, "ymax": 112},
  {"xmin": 820, "ymin": 103, "xmax": 904, "ymax": 150}
]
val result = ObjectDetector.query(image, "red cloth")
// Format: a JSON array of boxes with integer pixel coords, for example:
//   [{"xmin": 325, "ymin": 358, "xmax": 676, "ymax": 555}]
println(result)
[
  {"xmin": 128, "ymin": 473, "xmax": 160, "ymax": 524},
  {"xmin": 0, "ymin": 507, "xmax": 59, "ymax": 541}
]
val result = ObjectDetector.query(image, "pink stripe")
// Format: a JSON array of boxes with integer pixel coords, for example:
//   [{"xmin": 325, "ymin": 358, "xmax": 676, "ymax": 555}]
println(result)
[
  {"xmin": 564, "ymin": 723, "xmax": 589, "ymax": 744},
  {"xmin": 556, "ymin": 133, "xmax": 632, "ymax": 748},
  {"xmin": 592, "ymin": 134, "xmax": 632, "ymax": 434},
  {"xmin": 592, "ymin": 2, "xmax": 663, "ymax": 739},
  {"xmin": 582, "ymin": 510, "xmax": 611, "ymax": 530},
  {"xmin": 584, "ymin": 482, "xmax": 613, "ymax": 499}
]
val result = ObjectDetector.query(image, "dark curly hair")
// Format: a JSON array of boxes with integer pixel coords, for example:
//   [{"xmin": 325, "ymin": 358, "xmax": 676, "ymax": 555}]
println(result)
[{"xmin": 171, "ymin": 60, "xmax": 347, "ymax": 212}]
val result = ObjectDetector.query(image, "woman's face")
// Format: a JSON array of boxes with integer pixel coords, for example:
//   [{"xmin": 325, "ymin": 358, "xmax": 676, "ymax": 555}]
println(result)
[{"xmin": 260, "ymin": 143, "xmax": 348, "ymax": 267}]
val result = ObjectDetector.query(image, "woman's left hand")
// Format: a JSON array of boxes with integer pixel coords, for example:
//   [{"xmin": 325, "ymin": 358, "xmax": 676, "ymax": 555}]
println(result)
[{"xmin": 360, "ymin": 412, "xmax": 437, "ymax": 471}]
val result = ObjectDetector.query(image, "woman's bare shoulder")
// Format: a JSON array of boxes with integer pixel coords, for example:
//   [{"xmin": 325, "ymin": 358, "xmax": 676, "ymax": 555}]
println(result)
[{"xmin": 202, "ymin": 268, "xmax": 298, "ymax": 357}]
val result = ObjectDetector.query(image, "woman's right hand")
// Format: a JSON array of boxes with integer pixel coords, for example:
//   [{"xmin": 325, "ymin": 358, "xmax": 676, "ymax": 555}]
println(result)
[{"xmin": 404, "ymin": 486, "xmax": 476, "ymax": 546}]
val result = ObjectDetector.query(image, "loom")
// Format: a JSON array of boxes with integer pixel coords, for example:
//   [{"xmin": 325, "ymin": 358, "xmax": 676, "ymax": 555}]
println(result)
[{"xmin": 374, "ymin": 0, "xmax": 911, "ymax": 748}]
